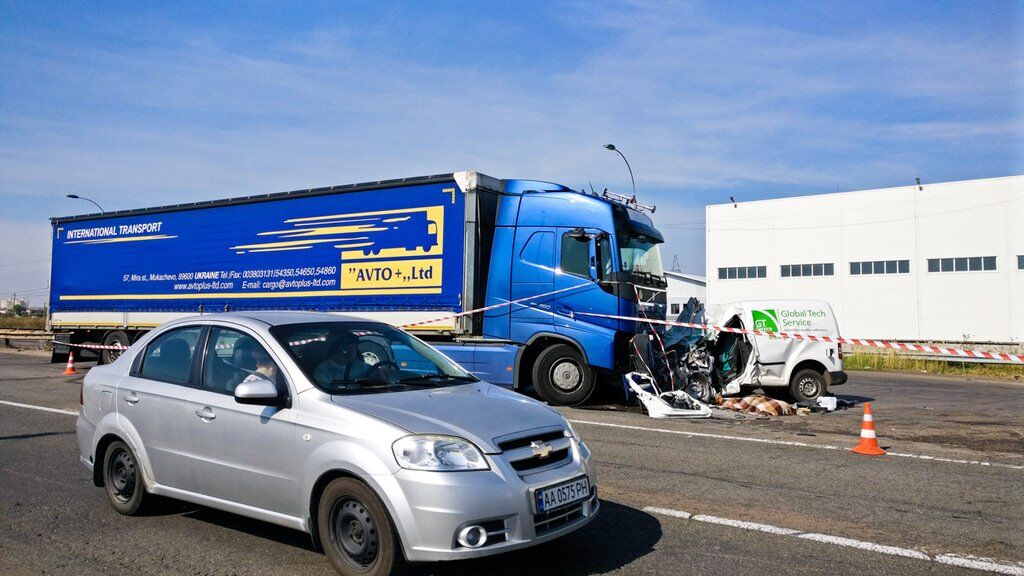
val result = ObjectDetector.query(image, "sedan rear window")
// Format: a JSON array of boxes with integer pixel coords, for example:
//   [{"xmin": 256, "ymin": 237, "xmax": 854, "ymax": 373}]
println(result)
[{"xmin": 139, "ymin": 326, "xmax": 203, "ymax": 385}]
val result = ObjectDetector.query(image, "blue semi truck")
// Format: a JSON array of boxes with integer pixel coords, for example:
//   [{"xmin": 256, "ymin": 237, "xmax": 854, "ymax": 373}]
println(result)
[{"xmin": 49, "ymin": 171, "xmax": 667, "ymax": 405}]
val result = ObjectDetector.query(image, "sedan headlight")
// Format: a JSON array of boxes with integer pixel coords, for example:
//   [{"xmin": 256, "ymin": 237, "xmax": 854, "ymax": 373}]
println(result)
[
  {"xmin": 392, "ymin": 435, "xmax": 489, "ymax": 471},
  {"xmin": 564, "ymin": 420, "xmax": 590, "ymax": 460}
]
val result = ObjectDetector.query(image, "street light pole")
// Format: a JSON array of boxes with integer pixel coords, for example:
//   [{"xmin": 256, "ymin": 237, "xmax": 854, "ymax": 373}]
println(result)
[
  {"xmin": 603, "ymin": 144, "xmax": 637, "ymax": 203},
  {"xmin": 65, "ymin": 194, "xmax": 106, "ymax": 213}
]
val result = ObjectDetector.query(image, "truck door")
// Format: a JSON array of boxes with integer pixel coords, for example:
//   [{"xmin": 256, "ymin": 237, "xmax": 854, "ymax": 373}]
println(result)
[
  {"xmin": 507, "ymin": 230, "xmax": 555, "ymax": 344},
  {"xmin": 550, "ymin": 228, "xmax": 619, "ymax": 371}
]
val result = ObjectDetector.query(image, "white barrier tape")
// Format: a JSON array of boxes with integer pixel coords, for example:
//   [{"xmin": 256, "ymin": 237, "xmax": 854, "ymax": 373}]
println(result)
[
  {"xmin": 574, "ymin": 311, "xmax": 1024, "ymax": 364},
  {"xmin": 52, "ymin": 341, "xmax": 129, "ymax": 351},
  {"xmin": 399, "ymin": 282, "xmax": 593, "ymax": 329}
]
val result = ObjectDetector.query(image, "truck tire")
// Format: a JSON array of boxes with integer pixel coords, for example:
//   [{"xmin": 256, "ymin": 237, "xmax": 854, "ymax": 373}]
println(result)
[
  {"xmin": 532, "ymin": 344, "xmax": 595, "ymax": 406},
  {"xmin": 789, "ymin": 368, "xmax": 826, "ymax": 403},
  {"xmin": 317, "ymin": 477, "xmax": 407, "ymax": 576},
  {"xmin": 101, "ymin": 331, "xmax": 130, "ymax": 364}
]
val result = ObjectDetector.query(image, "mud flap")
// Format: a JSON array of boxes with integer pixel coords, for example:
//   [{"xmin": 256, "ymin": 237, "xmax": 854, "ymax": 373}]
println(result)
[{"xmin": 624, "ymin": 372, "xmax": 710, "ymax": 419}]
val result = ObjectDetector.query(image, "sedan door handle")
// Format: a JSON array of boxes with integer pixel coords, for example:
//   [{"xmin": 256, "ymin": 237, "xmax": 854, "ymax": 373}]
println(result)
[
  {"xmin": 195, "ymin": 407, "xmax": 216, "ymax": 420},
  {"xmin": 122, "ymin": 392, "xmax": 139, "ymax": 405}
]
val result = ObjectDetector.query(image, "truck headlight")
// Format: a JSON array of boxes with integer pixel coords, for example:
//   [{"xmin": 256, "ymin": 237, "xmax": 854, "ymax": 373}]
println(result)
[{"xmin": 392, "ymin": 435, "xmax": 489, "ymax": 471}]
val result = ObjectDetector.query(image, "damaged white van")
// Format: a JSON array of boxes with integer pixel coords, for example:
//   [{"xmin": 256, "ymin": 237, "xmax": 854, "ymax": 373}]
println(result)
[{"xmin": 663, "ymin": 299, "xmax": 847, "ymax": 403}]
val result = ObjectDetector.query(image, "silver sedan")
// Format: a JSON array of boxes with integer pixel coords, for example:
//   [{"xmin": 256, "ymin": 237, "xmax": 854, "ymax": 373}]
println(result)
[{"xmin": 76, "ymin": 311, "xmax": 598, "ymax": 576}]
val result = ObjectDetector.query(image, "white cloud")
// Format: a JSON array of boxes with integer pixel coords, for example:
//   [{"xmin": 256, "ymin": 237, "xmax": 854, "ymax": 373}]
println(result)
[{"xmin": 0, "ymin": 3, "xmax": 1019, "ymax": 281}]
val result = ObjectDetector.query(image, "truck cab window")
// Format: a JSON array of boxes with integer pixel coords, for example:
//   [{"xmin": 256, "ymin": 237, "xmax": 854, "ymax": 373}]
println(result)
[
  {"xmin": 597, "ymin": 235, "xmax": 614, "ymax": 279},
  {"xmin": 618, "ymin": 233, "xmax": 664, "ymax": 277},
  {"xmin": 560, "ymin": 233, "xmax": 591, "ymax": 278}
]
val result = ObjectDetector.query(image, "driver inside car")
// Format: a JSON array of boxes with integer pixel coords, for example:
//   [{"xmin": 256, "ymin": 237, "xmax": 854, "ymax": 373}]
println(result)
[{"xmin": 314, "ymin": 333, "xmax": 372, "ymax": 387}]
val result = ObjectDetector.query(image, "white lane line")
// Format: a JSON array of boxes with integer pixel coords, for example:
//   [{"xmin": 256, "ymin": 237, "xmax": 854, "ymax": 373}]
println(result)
[
  {"xmin": 0, "ymin": 400, "xmax": 78, "ymax": 416},
  {"xmin": 644, "ymin": 506, "xmax": 1024, "ymax": 575},
  {"xmin": 569, "ymin": 419, "xmax": 1024, "ymax": 471}
]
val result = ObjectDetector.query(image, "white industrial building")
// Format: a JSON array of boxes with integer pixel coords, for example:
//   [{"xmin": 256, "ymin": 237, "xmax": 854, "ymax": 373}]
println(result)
[
  {"xmin": 706, "ymin": 175, "xmax": 1024, "ymax": 344},
  {"xmin": 664, "ymin": 271, "xmax": 706, "ymax": 319}
]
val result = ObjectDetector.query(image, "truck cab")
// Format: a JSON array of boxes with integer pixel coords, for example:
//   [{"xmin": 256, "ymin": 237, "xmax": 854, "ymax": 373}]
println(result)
[{"xmin": 433, "ymin": 173, "xmax": 667, "ymax": 405}]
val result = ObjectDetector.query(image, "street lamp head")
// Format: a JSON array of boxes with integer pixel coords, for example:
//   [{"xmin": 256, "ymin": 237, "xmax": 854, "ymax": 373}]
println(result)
[
  {"xmin": 66, "ymin": 194, "xmax": 80, "ymax": 199},
  {"xmin": 603, "ymin": 144, "xmax": 616, "ymax": 151}
]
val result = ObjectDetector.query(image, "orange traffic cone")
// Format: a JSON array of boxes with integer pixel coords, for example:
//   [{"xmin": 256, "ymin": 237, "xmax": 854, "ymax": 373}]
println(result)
[
  {"xmin": 62, "ymin": 351, "xmax": 79, "ymax": 376},
  {"xmin": 852, "ymin": 403, "xmax": 886, "ymax": 456}
]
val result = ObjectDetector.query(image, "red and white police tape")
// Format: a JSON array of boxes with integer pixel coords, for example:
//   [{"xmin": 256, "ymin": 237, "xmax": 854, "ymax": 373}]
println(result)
[
  {"xmin": 49, "ymin": 282, "xmax": 1024, "ymax": 364},
  {"xmin": 397, "ymin": 282, "xmax": 593, "ymax": 329},
  {"xmin": 573, "ymin": 311, "xmax": 1024, "ymax": 364}
]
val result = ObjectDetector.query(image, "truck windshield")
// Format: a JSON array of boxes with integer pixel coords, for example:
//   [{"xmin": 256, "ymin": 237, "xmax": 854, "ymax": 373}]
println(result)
[
  {"xmin": 270, "ymin": 321, "xmax": 478, "ymax": 395},
  {"xmin": 618, "ymin": 234, "xmax": 665, "ymax": 277}
]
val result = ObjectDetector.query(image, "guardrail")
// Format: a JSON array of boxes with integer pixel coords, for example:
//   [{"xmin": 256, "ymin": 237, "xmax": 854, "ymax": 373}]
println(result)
[{"xmin": 0, "ymin": 329, "xmax": 54, "ymax": 347}]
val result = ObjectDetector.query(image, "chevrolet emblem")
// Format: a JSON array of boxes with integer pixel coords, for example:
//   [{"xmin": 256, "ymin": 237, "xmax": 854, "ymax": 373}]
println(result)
[{"xmin": 530, "ymin": 440, "xmax": 553, "ymax": 459}]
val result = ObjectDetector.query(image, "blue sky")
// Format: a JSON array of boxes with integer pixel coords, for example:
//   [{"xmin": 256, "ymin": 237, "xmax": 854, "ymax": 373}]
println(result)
[{"xmin": 2, "ymin": 1, "xmax": 1022, "ymax": 304}]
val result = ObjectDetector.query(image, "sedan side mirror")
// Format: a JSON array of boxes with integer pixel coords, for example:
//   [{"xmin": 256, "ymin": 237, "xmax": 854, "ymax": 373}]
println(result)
[{"xmin": 234, "ymin": 377, "xmax": 284, "ymax": 407}]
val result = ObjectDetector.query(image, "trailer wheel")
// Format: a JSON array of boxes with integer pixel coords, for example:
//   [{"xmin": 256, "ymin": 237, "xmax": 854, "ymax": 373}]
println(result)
[
  {"xmin": 532, "ymin": 344, "xmax": 594, "ymax": 406},
  {"xmin": 101, "ymin": 331, "xmax": 130, "ymax": 365}
]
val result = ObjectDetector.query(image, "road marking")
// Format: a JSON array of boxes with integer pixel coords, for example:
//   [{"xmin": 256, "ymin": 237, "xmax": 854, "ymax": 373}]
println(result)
[
  {"xmin": 569, "ymin": 419, "xmax": 1024, "ymax": 471},
  {"xmin": 644, "ymin": 506, "xmax": 1024, "ymax": 575},
  {"xmin": 0, "ymin": 400, "xmax": 78, "ymax": 416}
]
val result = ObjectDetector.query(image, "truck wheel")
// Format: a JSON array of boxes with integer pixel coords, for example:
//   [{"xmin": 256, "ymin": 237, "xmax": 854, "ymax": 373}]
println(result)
[
  {"xmin": 103, "ymin": 440, "xmax": 151, "ymax": 515},
  {"xmin": 318, "ymin": 478, "xmax": 406, "ymax": 576},
  {"xmin": 789, "ymin": 369, "xmax": 826, "ymax": 403},
  {"xmin": 101, "ymin": 331, "xmax": 130, "ymax": 364},
  {"xmin": 532, "ymin": 344, "xmax": 595, "ymax": 406}
]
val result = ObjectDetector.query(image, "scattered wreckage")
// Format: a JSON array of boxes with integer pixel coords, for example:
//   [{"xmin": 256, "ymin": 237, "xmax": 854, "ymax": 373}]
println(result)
[{"xmin": 624, "ymin": 298, "xmax": 850, "ymax": 419}]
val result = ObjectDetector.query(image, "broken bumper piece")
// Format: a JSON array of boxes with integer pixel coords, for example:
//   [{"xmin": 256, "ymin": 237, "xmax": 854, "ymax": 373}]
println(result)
[{"xmin": 624, "ymin": 372, "xmax": 711, "ymax": 419}]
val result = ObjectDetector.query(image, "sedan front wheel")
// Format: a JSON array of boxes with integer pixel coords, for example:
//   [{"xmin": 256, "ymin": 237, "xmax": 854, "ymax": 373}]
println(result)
[{"xmin": 318, "ymin": 477, "xmax": 406, "ymax": 576}]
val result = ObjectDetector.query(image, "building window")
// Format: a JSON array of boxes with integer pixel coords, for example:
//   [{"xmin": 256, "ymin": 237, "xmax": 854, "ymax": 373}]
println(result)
[
  {"xmin": 670, "ymin": 303, "xmax": 680, "ymax": 315},
  {"xmin": 1019, "ymin": 255, "xmax": 1023, "ymax": 270},
  {"xmin": 927, "ymin": 256, "xmax": 996, "ymax": 273},
  {"xmin": 781, "ymin": 263, "xmax": 834, "ymax": 278},
  {"xmin": 850, "ymin": 259, "xmax": 910, "ymax": 275},
  {"xmin": 718, "ymin": 266, "xmax": 766, "ymax": 280}
]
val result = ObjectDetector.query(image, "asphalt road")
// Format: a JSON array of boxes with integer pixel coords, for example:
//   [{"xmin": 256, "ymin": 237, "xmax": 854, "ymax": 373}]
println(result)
[{"xmin": 1, "ymin": 349, "xmax": 1022, "ymax": 575}]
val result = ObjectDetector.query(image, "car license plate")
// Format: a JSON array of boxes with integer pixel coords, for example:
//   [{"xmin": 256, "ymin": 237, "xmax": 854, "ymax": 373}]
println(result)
[{"xmin": 534, "ymin": 476, "xmax": 590, "ymax": 513}]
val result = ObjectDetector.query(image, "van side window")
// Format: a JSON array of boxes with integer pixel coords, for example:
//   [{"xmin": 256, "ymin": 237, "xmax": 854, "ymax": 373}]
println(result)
[
  {"xmin": 560, "ymin": 233, "xmax": 590, "ymax": 278},
  {"xmin": 139, "ymin": 327, "xmax": 203, "ymax": 385}
]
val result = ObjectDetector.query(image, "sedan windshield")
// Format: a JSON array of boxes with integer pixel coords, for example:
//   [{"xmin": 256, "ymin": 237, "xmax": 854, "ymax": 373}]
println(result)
[
  {"xmin": 270, "ymin": 321, "xmax": 477, "ymax": 395},
  {"xmin": 618, "ymin": 233, "xmax": 665, "ymax": 277}
]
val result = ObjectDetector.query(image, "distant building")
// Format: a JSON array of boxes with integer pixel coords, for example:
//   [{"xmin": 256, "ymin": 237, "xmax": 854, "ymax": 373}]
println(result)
[
  {"xmin": 0, "ymin": 297, "xmax": 29, "ymax": 312},
  {"xmin": 664, "ymin": 271, "xmax": 706, "ymax": 319},
  {"xmin": 706, "ymin": 175, "xmax": 1023, "ymax": 343}
]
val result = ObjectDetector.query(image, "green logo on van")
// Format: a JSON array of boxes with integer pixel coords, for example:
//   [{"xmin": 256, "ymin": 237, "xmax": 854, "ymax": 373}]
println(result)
[{"xmin": 752, "ymin": 309, "xmax": 779, "ymax": 332}]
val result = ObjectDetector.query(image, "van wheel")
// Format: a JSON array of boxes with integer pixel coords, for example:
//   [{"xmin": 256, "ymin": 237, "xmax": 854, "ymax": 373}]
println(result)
[
  {"xmin": 102, "ymin": 440, "xmax": 151, "ymax": 515},
  {"xmin": 101, "ymin": 331, "xmax": 130, "ymax": 364},
  {"xmin": 533, "ymin": 344, "xmax": 595, "ymax": 406},
  {"xmin": 789, "ymin": 369, "xmax": 826, "ymax": 403},
  {"xmin": 318, "ymin": 478, "xmax": 406, "ymax": 576}
]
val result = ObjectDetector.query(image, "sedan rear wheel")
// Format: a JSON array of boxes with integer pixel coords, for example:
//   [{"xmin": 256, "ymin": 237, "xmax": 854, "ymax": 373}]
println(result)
[{"xmin": 102, "ymin": 440, "xmax": 150, "ymax": 515}]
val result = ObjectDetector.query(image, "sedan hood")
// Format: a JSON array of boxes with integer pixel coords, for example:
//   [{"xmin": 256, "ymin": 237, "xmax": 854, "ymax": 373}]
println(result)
[{"xmin": 332, "ymin": 383, "xmax": 565, "ymax": 453}]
